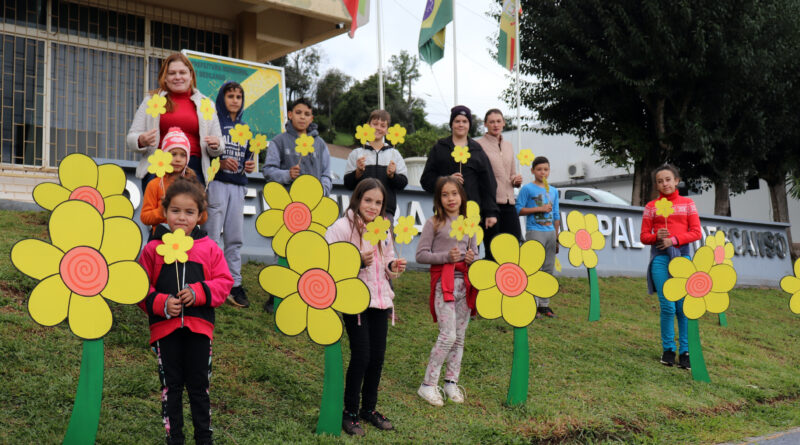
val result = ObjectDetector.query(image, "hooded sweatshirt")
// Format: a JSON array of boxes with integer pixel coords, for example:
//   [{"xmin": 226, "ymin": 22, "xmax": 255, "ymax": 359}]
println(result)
[
  {"xmin": 262, "ymin": 121, "xmax": 332, "ymax": 196},
  {"xmin": 214, "ymin": 82, "xmax": 249, "ymax": 185}
]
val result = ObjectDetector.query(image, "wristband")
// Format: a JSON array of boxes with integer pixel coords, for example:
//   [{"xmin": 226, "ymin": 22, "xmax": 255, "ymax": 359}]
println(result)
[
  {"xmin": 188, "ymin": 287, "xmax": 197, "ymax": 305},
  {"xmin": 164, "ymin": 296, "xmax": 173, "ymax": 319},
  {"xmin": 670, "ymin": 236, "xmax": 679, "ymax": 246}
]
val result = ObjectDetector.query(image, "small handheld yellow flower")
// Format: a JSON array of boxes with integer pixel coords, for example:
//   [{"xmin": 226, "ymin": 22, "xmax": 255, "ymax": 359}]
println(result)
[
  {"xmin": 780, "ymin": 258, "xmax": 800, "ymax": 314},
  {"xmin": 558, "ymin": 211, "xmax": 605, "ymax": 268},
  {"xmin": 386, "ymin": 124, "xmax": 407, "ymax": 146},
  {"xmin": 199, "ymin": 98, "xmax": 215, "ymax": 120},
  {"xmin": 364, "ymin": 216, "xmax": 391, "ymax": 246},
  {"xmin": 464, "ymin": 201, "xmax": 484, "ymax": 245},
  {"xmin": 663, "ymin": 246, "xmax": 736, "ymax": 319},
  {"xmin": 555, "ymin": 257, "xmax": 562, "ymax": 272},
  {"xmin": 705, "ymin": 230, "xmax": 734, "ymax": 266},
  {"xmin": 517, "ymin": 149, "xmax": 535, "ymax": 166},
  {"xmin": 449, "ymin": 215, "xmax": 468, "ymax": 241},
  {"xmin": 543, "ymin": 177, "xmax": 550, "ymax": 193},
  {"xmin": 249, "ymin": 134, "xmax": 269, "ymax": 155},
  {"xmin": 655, "ymin": 197, "xmax": 674, "ymax": 220},
  {"xmin": 295, "ymin": 134, "xmax": 315, "ymax": 156},
  {"xmin": 146, "ymin": 94, "xmax": 167, "ymax": 118},
  {"xmin": 229, "ymin": 123, "xmax": 253, "ymax": 146},
  {"xmin": 451, "ymin": 145, "xmax": 471, "ymax": 164},
  {"xmin": 355, "ymin": 123, "xmax": 376, "ymax": 145},
  {"xmin": 393, "ymin": 215, "xmax": 419, "ymax": 245},
  {"xmin": 156, "ymin": 228, "xmax": 194, "ymax": 264},
  {"xmin": 147, "ymin": 150, "xmax": 174, "ymax": 178},
  {"xmin": 206, "ymin": 157, "xmax": 221, "ymax": 183}
]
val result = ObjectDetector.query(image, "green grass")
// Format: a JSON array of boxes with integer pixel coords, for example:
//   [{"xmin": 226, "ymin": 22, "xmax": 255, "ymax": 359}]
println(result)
[
  {"xmin": 1, "ymin": 209, "xmax": 799, "ymax": 444},
  {"xmin": 332, "ymin": 131, "xmax": 355, "ymax": 147}
]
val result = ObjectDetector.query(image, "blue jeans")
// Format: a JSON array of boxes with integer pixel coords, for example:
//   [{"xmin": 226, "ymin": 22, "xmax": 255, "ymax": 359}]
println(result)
[{"xmin": 651, "ymin": 254, "xmax": 688, "ymax": 354}]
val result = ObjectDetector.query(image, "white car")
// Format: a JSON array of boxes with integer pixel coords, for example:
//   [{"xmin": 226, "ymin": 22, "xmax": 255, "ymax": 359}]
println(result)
[{"xmin": 559, "ymin": 187, "xmax": 630, "ymax": 206}]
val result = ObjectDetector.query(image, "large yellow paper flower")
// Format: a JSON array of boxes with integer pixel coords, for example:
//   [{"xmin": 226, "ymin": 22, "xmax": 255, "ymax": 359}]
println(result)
[
  {"xmin": 364, "ymin": 216, "xmax": 390, "ymax": 246},
  {"xmin": 207, "ymin": 157, "xmax": 220, "ymax": 182},
  {"xmin": 147, "ymin": 150, "xmax": 174, "ymax": 178},
  {"xmin": 259, "ymin": 231, "xmax": 370, "ymax": 345},
  {"xmin": 355, "ymin": 123, "xmax": 376, "ymax": 145},
  {"xmin": 558, "ymin": 211, "xmax": 605, "ymax": 268},
  {"xmin": 393, "ymin": 215, "xmax": 419, "ymax": 244},
  {"xmin": 655, "ymin": 197, "xmax": 674, "ymax": 219},
  {"xmin": 469, "ymin": 234, "xmax": 559, "ymax": 327},
  {"xmin": 705, "ymin": 230, "xmax": 734, "ymax": 266},
  {"xmin": 250, "ymin": 134, "xmax": 268, "ymax": 155},
  {"xmin": 229, "ymin": 123, "xmax": 253, "ymax": 146},
  {"xmin": 663, "ymin": 246, "xmax": 737, "ymax": 319},
  {"xmin": 449, "ymin": 215, "xmax": 468, "ymax": 241},
  {"xmin": 256, "ymin": 175, "xmax": 339, "ymax": 257},
  {"xmin": 386, "ymin": 124, "xmax": 407, "ymax": 146},
  {"xmin": 295, "ymin": 134, "xmax": 315, "ymax": 156},
  {"xmin": 146, "ymin": 94, "xmax": 167, "ymax": 118},
  {"xmin": 464, "ymin": 201, "xmax": 484, "ymax": 245},
  {"xmin": 10, "ymin": 200, "xmax": 148, "ymax": 339},
  {"xmin": 33, "ymin": 153, "xmax": 133, "ymax": 219},
  {"xmin": 780, "ymin": 259, "xmax": 800, "ymax": 314},
  {"xmin": 451, "ymin": 145, "xmax": 470, "ymax": 164},
  {"xmin": 156, "ymin": 228, "xmax": 194, "ymax": 264},
  {"xmin": 517, "ymin": 149, "xmax": 534, "ymax": 166},
  {"xmin": 199, "ymin": 97, "xmax": 215, "ymax": 120}
]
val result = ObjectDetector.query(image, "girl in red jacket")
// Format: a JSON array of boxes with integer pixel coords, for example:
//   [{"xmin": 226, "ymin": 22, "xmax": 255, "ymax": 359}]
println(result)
[
  {"xmin": 138, "ymin": 177, "xmax": 233, "ymax": 445},
  {"xmin": 640, "ymin": 164, "xmax": 702, "ymax": 370}
]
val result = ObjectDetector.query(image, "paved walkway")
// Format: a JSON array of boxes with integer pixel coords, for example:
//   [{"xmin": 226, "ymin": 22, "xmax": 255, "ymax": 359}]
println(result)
[{"xmin": 722, "ymin": 428, "xmax": 800, "ymax": 445}]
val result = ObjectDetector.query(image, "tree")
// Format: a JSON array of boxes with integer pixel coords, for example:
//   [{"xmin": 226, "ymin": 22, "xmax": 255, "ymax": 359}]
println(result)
[
  {"xmin": 388, "ymin": 51, "xmax": 421, "ymax": 103},
  {"xmin": 315, "ymin": 68, "xmax": 352, "ymax": 128},
  {"xmin": 270, "ymin": 47, "xmax": 322, "ymax": 102}
]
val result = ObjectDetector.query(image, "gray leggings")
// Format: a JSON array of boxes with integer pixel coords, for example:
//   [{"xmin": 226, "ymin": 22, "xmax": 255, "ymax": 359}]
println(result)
[{"xmin": 525, "ymin": 230, "xmax": 556, "ymax": 308}]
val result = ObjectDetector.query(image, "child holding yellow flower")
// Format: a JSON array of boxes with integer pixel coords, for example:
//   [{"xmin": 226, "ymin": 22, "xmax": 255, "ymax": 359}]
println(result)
[{"xmin": 639, "ymin": 164, "xmax": 702, "ymax": 369}]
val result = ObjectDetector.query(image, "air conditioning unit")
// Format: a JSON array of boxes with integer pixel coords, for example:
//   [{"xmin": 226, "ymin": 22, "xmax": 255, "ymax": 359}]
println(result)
[{"xmin": 567, "ymin": 163, "xmax": 586, "ymax": 179}]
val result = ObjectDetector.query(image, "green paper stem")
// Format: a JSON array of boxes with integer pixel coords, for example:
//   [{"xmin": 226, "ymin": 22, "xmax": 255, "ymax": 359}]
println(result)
[
  {"xmin": 718, "ymin": 312, "xmax": 728, "ymax": 327},
  {"xmin": 316, "ymin": 341, "xmax": 343, "ymax": 436},
  {"xmin": 687, "ymin": 318, "xmax": 710, "ymax": 382},
  {"xmin": 63, "ymin": 339, "xmax": 104, "ymax": 445},
  {"xmin": 587, "ymin": 267, "xmax": 600, "ymax": 322},
  {"xmin": 273, "ymin": 256, "xmax": 288, "ymax": 332},
  {"xmin": 506, "ymin": 327, "xmax": 529, "ymax": 406}
]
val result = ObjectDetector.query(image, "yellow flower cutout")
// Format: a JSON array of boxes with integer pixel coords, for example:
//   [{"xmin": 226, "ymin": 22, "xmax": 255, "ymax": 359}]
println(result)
[
  {"xmin": 663, "ymin": 246, "xmax": 736, "ymax": 319},
  {"xmin": 555, "ymin": 257, "xmax": 562, "ymax": 272},
  {"xmin": 355, "ymin": 123, "xmax": 376, "ymax": 145},
  {"xmin": 780, "ymin": 259, "xmax": 800, "ymax": 314},
  {"xmin": 250, "ymin": 134, "xmax": 269, "ymax": 155},
  {"xmin": 655, "ymin": 197, "xmax": 674, "ymax": 219},
  {"xmin": 147, "ymin": 150, "xmax": 174, "ymax": 178},
  {"xmin": 207, "ymin": 157, "xmax": 220, "ymax": 182},
  {"xmin": 705, "ymin": 230, "xmax": 734, "ymax": 266},
  {"xmin": 259, "ymin": 231, "xmax": 370, "ymax": 345},
  {"xmin": 449, "ymin": 215, "xmax": 468, "ymax": 241},
  {"xmin": 393, "ymin": 215, "xmax": 419, "ymax": 245},
  {"xmin": 146, "ymin": 94, "xmax": 167, "ymax": 118},
  {"xmin": 543, "ymin": 177, "xmax": 551, "ymax": 193},
  {"xmin": 33, "ymin": 153, "xmax": 134, "ymax": 219},
  {"xmin": 229, "ymin": 123, "xmax": 253, "ymax": 146},
  {"xmin": 386, "ymin": 124, "xmax": 407, "ymax": 146},
  {"xmin": 517, "ymin": 149, "xmax": 535, "ymax": 166},
  {"xmin": 451, "ymin": 145, "xmax": 471, "ymax": 164},
  {"xmin": 558, "ymin": 210, "xmax": 605, "ymax": 268},
  {"xmin": 464, "ymin": 201, "xmax": 484, "ymax": 245},
  {"xmin": 156, "ymin": 228, "xmax": 194, "ymax": 264},
  {"xmin": 469, "ymin": 234, "xmax": 559, "ymax": 327},
  {"xmin": 256, "ymin": 175, "xmax": 339, "ymax": 257},
  {"xmin": 10, "ymin": 200, "xmax": 149, "ymax": 339},
  {"xmin": 295, "ymin": 134, "xmax": 316, "ymax": 156},
  {"xmin": 364, "ymin": 216, "xmax": 390, "ymax": 246},
  {"xmin": 199, "ymin": 98, "xmax": 215, "ymax": 121}
]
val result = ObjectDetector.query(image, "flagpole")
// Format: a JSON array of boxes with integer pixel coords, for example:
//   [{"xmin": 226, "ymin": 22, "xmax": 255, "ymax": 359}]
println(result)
[
  {"xmin": 515, "ymin": 1, "xmax": 521, "ymax": 153},
  {"xmin": 377, "ymin": 0, "xmax": 385, "ymax": 110},
  {"xmin": 452, "ymin": 0, "xmax": 458, "ymax": 105}
]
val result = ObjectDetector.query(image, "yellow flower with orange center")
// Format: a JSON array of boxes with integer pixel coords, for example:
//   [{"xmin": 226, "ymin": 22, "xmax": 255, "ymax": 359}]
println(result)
[
  {"xmin": 705, "ymin": 230, "xmax": 734, "ymax": 266},
  {"xmin": 207, "ymin": 157, "xmax": 220, "ymax": 182},
  {"xmin": 199, "ymin": 98, "xmax": 215, "ymax": 120},
  {"xmin": 464, "ymin": 201, "xmax": 484, "ymax": 245},
  {"xmin": 655, "ymin": 197, "xmax": 674, "ymax": 219},
  {"xmin": 250, "ymin": 134, "xmax": 269, "ymax": 156},
  {"xmin": 449, "ymin": 215, "xmax": 468, "ymax": 241},
  {"xmin": 156, "ymin": 228, "xmax": 194, "ymax": 264},
  {"xmin": 295, "ymin": 134, "xmax": 316, "ymax": 156},
  {"xmin": 355, "ymin": 123, "xmax": 376, "ymax": 145},
  {"xmin": 663, "ymin": 246, "xmax": 737, "ymax": 319},
  {"xmin": 393, "ymin": 215, "xmax": 419, "ymax": 245},
  {"xmin": 517, "ymin": 149, "xmax": 534, "ymax": 166},
  {"xmin": 147, "ymin": 150, "xmax": 174, "ymax": 178},
  {"xmin": 780, "ymin": 259, "xmax": 800, "ymax": 314},
  {"xmin": 558, "ymin": 210, "xmax": 605, "ymax": 268},
  {"xmin": 364, "ymin": 216, "xmax": 390, "ymax": 246},
  {"xmin": 229, "ymin": 123, "xmax": 253, "ymax": 146},
  {"xmin": 146, "ymin": 94, "xmax": 167, "ymax": 118},
  {"xmin": 385, "ymin": 124, "xmax": 407, "ymax": 146},
  {"xmin": 451, "ymin": 145, "xmax": 470, "ymax": 164}
]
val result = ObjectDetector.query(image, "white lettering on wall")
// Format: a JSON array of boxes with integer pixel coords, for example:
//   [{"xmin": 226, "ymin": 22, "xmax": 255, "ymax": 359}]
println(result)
[
  {"xmin": 613, "ymin": 216, "xmax": 631, "ymax": 248},
  {"xmin": 627, "ymin": 217, "xmax": 644, "ymax": 248}
]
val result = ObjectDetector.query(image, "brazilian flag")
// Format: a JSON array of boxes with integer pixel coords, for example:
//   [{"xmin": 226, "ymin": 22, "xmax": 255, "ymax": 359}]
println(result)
[{"xmin": 418, "ymin": 0, "xmax": 453, "ymax": 65}]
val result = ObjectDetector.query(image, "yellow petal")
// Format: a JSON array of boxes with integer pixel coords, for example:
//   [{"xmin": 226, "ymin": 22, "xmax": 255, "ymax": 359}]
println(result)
[
  {"xmin": 558, "ymin": 230, "xmax": 575, "ymax": 248},
  {"xmin": 102, "ymin": 261, "xmax": 148, "ymax": 304},
  {"xmin": 724, "ymin": 242, "xmax": 734, "ymax": 260},
  {"xmin": 102, "ymin": 195, "xmax": 134, "ymax": 219},
  {"xmin": 332, "ymin": 278, "xmax": 370, "ymax": 314},
  {"xmin": 694, "ymin": 246, "xmax": 714, "ymax": 273},
  {"xmin": 466, "ymin": 201, "xmax": 480, "ymax": 219},
  {"xmin": 467, "ymin": 260, "xmax": 499, "ymax": 290},
  {"xmin": 307, "ymin": 222, "xmax": 328, "ymax": 236},
  {"xmin": 583, "ymin": 249, "xmax": 598, "ymax": 269},
  {"xmin": 519, "ymin": 240, "xmax": 545, "ymax": 275},
  {"xmin": 682, "ymin": 297, "xmax": 706, "ymax": 320},
  {"xmin": 709, "ymin": 264, "xmax": 736, "ymax": 293},
  {"xmin": 668, "ymin": 257, "xmax": 695, "ymax": 278},
  {"xmin": 590, "ymin": 231, "xmax": 606, "ymax": 250},
  {"xmin": 28, "ymin": 275, "xmax": 70, "ymax": 326},
  {"xmin": 100, "ymin": 217, "xmax": 142, "ymax": 264},
  {"xmin": 286, "ymin": 231, "xmax": 329, "ymax": 274},
  {"xmin": 270, "ymin": 225, "xmax": 292, "ymax": 257},
  {"xmin": 275, "ymin": 293, "xmax": 307, "ymax": 336},
  {"xmin": 567, "ymin": 210, "xmax": 585, "ymax": 231},
  {"xmin": 68, "ymin": 295, "xmax": 112, "ymax": 339},
  {"xmin": 59, "ymin": 153, "xmax": 98, "ymax": 190},
  {"xmin": 259, "ymin": 265, "xmax": 300, "ymax": 298},
  {"xmin": 781, "ymin": 276, "xmax": 800, "ymax": 294},
  {"xmin": 585, "ymin": 214, "xmax": 599, "ymax": 233},
  {"xmin": 96, "ymin": 164, "xmax": 126, "ymax": 197},
  {"xmin": 32, "ymin": 183, "xmax": 70, "ymax": 211},
  {"xmin": 568, "ymin": 245, "xmax": 583, "ymax": 267},
  {"xmin": 794, "ymin": 258, "xmax": 800, "ymax": 279},
  {"xmin": 475, "ymin": 286, "xmax": 502, "ymax": 319},
  {"xmin": 307, "ymin": 307, "xmax": 342, "ymax": 345},
  {"xmin": 662, "ymin": 278, "xmax": 687, "ymax": 302},
  {"xmin": 256, "ymin": 209, "xmax": 284, "ymax": 237},
  {"xmin": 714, "ymin": 230, "xmax": 726, "ymax": 246},
  {"xmin": 490, "ymin": 233, "xmax": 520, "ymax": 265},
  {"xmin": 311, "ymin": 197, "xmax": 340, "ymax": 228},
  {"xmin": 704, "ymin": 235, "xmax": 717, "ymax": 248},
  {"xmin": 526, "ymin": 271, "xmax": 558, "ymax": 298},
  {"xmin": 704, "ymin": 291, "xmax": 729, "ymax": 314},
  {"xmin": 264, "ymin": 182, "xmax": 291, "ymax": 210},
  {"xmin": 790, "ymin": 292, "xmax": 800, "ymax": 314},
  {"xmin": 11, "ymin": 239, "xmax": 63, "ymax": 280},
  {"xmin": 501, "ymin": 292, "xmax": 537, "ymax": 327},
  {"xmin": 328, "ymin": 242, "xmax": 361, "ymax": 281},
  {"xmin": 290, "ymin": 175, "xmax": 323, "ymax": 208},
  {"xmin": 50, "ymin": 201, "xmax": 103, "ymax": 251}
]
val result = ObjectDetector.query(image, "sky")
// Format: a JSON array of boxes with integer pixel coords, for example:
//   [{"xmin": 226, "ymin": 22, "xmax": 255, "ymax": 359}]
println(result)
[{"xmin": 312, "ymin": 0, "xmax": 520, "ymax": 126}]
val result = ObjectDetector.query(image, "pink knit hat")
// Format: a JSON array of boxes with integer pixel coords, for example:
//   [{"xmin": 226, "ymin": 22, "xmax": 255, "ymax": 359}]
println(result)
[{"xmin": 161, "ymin": 127, "xmax": 190, "ymax": 158}]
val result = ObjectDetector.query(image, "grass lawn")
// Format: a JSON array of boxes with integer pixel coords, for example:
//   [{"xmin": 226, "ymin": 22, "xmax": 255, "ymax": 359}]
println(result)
[
  {"xmin": 332, "ymin": 131, "xmax": 355, "ymax": 147},
  {"xmin": 1, "ymin": 209, "xmax": 799, "ymax": 444}
]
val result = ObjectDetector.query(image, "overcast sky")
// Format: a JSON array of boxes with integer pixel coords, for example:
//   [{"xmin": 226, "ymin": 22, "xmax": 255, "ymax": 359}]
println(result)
[{"xmin": 312, "ymin": 0, "xmax": 520, "ymax": 126}]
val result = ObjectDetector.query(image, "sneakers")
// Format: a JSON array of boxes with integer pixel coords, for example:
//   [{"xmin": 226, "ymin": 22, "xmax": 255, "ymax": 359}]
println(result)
[
  {"xmin": 660, "ymin": 350, "xmax": 676, "ymax": 366},
  {"xmin": 678, "ymin": 352, "xmax": 691, "ymax": 370},
  {"xmin": 443, "ymin": 382, "xmax": 465, "ymax": 403},
  {"xmin": 537, "ymin": 307, "xmax": 556, "ymax": 318},
  {"xmin": 342, "ymin": 411, "xmax": 365, "ymax": 436},
  {"xmin": 360, "ymin": 410, "xmax": 394, "ymax": 430},
  {"xmin": 227, "ymin": 286, "xmax": 249, "ymax": 308},
  {"xmin": 417, "ymin": 384, "xmax": 444, "ymax": 406},
  {"xmin": 263, "ymin": 295, "xmax": 275, "ymax": 313}
]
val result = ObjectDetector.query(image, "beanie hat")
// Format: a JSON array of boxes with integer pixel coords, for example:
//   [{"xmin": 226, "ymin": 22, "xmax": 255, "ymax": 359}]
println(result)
[
  {"xmin": 449, "ymin": 105, "xmax": 472, "ymax": 129},
  {"xmin": 161, "ymin": 127, "xmax": 190, "ymax": 158}
]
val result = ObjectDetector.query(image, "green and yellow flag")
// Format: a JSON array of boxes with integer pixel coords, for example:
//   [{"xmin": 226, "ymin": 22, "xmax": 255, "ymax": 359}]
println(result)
[
  {"xmin": 418, "ymin": 0, "xmax": 453, "ymax": 65},
  {"xmin": 497, "ymin": 0, "xmax": 520, "ymax": 71}
]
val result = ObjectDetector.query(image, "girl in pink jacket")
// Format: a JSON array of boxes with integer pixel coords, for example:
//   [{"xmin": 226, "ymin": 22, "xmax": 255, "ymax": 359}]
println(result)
[{"xmin": 325, "ymin": 178, "xmax": 406, "ymax": 436}]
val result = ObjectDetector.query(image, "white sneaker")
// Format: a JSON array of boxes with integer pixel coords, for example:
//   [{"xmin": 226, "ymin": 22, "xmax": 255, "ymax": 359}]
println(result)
[
  {"xmin": 417, "ymin": 384, "xmax": 444, "ymax": 406},
  {"xmin": 443, "ymin": 382, "xmax": 465, "ymax": 403}
]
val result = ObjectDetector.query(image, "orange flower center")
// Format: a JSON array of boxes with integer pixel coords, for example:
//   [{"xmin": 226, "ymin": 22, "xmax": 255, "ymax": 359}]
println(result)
[
  {"xmin": 686, "ymin": 271, "xmax": 713, "ymax": 298},
  {"xmin": 283, "ymin": 202, "xmax": 312, "ymax": 233},
  {"xmin": 575, "ymin": 229, "xmax": 592, "ymax": 250},
  {"xmin": 172, "ymin": 243, "xmax": 180, "ymax": 250},
  {"xmin": 298, "ymin": 269, "xmax": 336, "ymax": 309},
  {"xmin": 69, "ymin": 186, "xmax": 105, "ymax": 214},
  {"xmin": 60, "ymin": 246, "xmax": 108, "ymax": 296},
  {"xmin": 495, "ymin": 263, "xmax": 528, "ymax": 297},
  {"xmin": 714, "ymin": 246, "xmax": 725, "ymax": 264},
  {"xmin": 403, "ymin": 227, "xmax": 408, "ymax": 232}
]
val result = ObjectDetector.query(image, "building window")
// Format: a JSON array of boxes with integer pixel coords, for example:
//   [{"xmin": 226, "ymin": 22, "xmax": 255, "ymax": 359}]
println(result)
[
  {"xmin": 51, "ymin": 0, "xmax": 145, "ymax": 47},
  {"xmin": 151, "ymin": 20, "xmax": 229, "ymax": 56},
  {"xmin": 1, "ymin": 0, "xmax": 47, "ymax": 30}
]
